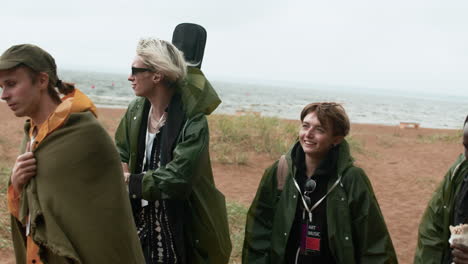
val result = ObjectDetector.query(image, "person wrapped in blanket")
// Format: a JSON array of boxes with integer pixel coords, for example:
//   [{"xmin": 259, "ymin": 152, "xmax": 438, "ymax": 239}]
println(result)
[
  {"xmin": 0, "ymin": 44, "xmax": 144, "ymax": 264},
  {"xmin": 115, "ymin": 38, "xmax": 231, "ymax": 264}
]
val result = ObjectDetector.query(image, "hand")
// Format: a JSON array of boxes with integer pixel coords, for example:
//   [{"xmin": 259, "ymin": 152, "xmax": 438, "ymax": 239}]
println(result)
[
  {"xmin": 452, "ymin": 243, "xmax": 468, "ymax": 263},
  {"xmin": 124, "ymin": 172, "xmax": 131, "ymax": 184},
  {"xmin": 122, "ymin": 163, "xmax": 130, "ymax": 184},
  {"xmin": 11, "ymin": 152, "xmax": 36, "ymax": 192}
]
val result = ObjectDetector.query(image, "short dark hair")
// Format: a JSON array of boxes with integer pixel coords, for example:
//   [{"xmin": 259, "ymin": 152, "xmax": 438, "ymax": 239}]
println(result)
[{"xmin": 300, "ymin": 102, "xmax": 350, "ymax": 137}]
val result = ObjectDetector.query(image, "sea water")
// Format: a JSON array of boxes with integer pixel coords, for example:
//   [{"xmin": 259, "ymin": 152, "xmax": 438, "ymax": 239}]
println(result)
[{"xmin": 60, "ymin": 70, "xmax": 468, "ymax": 129}]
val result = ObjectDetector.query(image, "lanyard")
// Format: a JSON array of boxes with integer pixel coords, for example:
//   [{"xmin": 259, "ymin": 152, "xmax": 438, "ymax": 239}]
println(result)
[{"xmin": 293, "ymin": 176, "xmax": 342, "ymax": 222}]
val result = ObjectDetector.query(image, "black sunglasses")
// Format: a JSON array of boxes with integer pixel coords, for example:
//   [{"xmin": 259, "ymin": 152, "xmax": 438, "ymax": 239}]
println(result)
[{"xmin": 131, "ymin": 67, "xmax": 153, "ymax": 75}]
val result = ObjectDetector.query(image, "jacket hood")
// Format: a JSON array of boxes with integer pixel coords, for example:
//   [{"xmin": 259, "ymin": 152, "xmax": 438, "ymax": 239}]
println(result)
[
  {"xmin": 285, "ymin": 139, "xmax": 355, "ymax": 176},
  {"xmin": 179, "ymin": 67, "xmax": 221, "ymax": 118},
  {"xmin": 62, "ymin": 88, "xmax": 97, "ymax": 117},
  {"xmin": 24, "ymin": 88, "xmax": 97, "ymax": 149},
  {"xmin": 450, "ymin": 154, "xmax": 467, "ymax": 180}
]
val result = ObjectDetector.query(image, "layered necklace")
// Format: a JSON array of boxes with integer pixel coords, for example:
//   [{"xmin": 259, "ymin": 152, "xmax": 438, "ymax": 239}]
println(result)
[{"xmin": 148, "ymin": 106, "xmax": 167, "ymax": 133}]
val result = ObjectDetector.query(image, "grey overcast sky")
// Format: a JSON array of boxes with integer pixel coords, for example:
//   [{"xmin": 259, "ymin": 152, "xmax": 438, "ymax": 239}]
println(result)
[{"xmin": 1, "ymin": 0, "xmax": 467, "ymax": 93}]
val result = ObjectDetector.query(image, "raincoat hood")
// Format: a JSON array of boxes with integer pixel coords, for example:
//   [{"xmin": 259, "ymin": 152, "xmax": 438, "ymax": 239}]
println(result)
[{"xmin": 179, "ymin": 67, "xmax": 221, "ymax": 118}]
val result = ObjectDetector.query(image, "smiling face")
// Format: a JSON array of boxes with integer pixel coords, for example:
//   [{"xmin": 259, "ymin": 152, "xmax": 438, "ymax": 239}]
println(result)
[
  {"xmin": 299, "ymin": 111, "xmax": 343, "ymax": 160},
  {"xmin": 0, "ymin": 67, "xmax": 43, "ymax": 118},
  {"xmin": 127, "ymin": 56, "xmax": 157, "ymax": 97}
]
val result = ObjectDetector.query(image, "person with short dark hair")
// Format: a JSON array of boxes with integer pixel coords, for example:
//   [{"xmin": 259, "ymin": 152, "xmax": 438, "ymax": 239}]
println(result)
[
  {"xmin": 0, "ymin": 44, "xmax": 144, "ymax": 264},
  {"xmin": 414, "ymin": 116, "xmax": 468, "ymax": 264},
  {"xmin": 243, "ymin": 102, "xmax": 397, "ymax": 264}
]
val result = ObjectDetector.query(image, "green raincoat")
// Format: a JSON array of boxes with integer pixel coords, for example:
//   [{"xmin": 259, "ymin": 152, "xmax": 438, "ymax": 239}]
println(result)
[
  {"xmin": 11, "ymin": 112, "xmax": 145, "ymax": 264},
  {"xmin": 243, "ymin": 140, "xmax": 398, "ymax": 264},
  {"xmin": 115, "ymin": 67, "xmax": 232, "ymax": 264},
  {"xmin": 414, "ymin": 154, "xmax": 468, "ymax": 264}
]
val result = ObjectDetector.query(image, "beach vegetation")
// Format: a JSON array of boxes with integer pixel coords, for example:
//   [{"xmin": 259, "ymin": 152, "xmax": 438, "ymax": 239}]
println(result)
[
  {"xmin": 376, "ymin": 135, "xmax": 397, "ymax": 148},
  {"xmin": 416, "ymin": 130, "xmax": 463, "ymax": 144},
  {"xmin": 0, "ymin": 166, "xmax": 12, "ymax": 249},
  {"xmin": 392, "ymin": 130, "xmax": 402, "ymax": 137},
  {"xmin": 208, "ymin": 114, "xmax": 298, "ymax": 164},
  {"xmin": 346, "ymin": 135, "xmax": 365, "ymax": 154},
  {"xmin": 209, "ymin": 114, "xmax": 368, "ymax": 165},
  {"xmin": 226, "ymin": 201, "xmax": 248, "ymax": 264}
]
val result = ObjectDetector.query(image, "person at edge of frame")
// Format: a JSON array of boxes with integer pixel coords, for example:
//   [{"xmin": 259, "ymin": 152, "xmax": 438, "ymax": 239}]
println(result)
[
  {"xmin": 0, "ymin": 44, "xmax": 144, "ymax": 264},
  {"xmin": 415, "ymin": 115, "xmax": 468, "ymax": 264}
]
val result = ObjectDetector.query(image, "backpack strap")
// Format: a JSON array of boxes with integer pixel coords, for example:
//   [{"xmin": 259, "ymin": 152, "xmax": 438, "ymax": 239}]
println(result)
[
  {"xmin": 275, "ymin": 154, "xmax": 351, "ymax": 193},
  {"xmin": 276, "ymin": 155, "xmax": 288, "ymax": 191}
]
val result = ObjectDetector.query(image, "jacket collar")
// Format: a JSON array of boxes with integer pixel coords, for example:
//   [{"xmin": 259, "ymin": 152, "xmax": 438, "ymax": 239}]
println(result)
[
  {"xmin": 292, "ymin": 143, "xmax": 338, "ymax": 178},
  {"xmin": 136, "ymin": 93, "xmax": 186, "ymax": 166},
  {"xmin": 160, "ymin": 93, "xmax": 186, "ymax": 165},
  {"xmin": 286, "ymin": 139, "xmax": 354, "ymax": 182},
  {"xmin": 451, "ymin": 154, "xmax": 468, "ymax": 181}
]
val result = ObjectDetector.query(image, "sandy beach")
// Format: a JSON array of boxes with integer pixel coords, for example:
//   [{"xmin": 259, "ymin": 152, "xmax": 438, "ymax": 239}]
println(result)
[{"xmin": 0, "ymin": 101, "xmax": 465, "ymax": 264}]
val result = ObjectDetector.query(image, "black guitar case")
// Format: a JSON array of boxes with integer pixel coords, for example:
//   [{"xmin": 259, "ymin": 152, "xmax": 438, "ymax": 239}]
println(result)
[{"xmin": 172, "ymin": 23, "xmax": 207, "ymax": 69}]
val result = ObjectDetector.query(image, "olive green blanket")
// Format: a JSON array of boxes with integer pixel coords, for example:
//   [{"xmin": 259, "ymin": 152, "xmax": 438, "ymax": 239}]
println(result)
[{"xmin": 11, "ymin": 112, "xmax": 144, "ymax": 264}]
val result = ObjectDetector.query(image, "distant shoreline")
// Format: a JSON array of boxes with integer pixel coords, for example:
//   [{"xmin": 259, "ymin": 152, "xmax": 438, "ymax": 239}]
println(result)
[
  {"xmin": 57, "ymin": 70, "xmax": 468, "ymax": 130},
  {"xmin": 0, "ymin": 101, "xmax": 460, "ymax": 131}
]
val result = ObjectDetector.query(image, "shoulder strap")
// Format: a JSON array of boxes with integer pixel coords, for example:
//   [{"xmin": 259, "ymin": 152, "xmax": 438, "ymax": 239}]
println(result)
[{"xmin": 277, "ymin": 155, "xmax": 288, "ymax": 191}]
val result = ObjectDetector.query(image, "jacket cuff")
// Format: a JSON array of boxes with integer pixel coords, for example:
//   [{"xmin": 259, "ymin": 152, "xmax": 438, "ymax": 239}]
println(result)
[
  {"xmin": 141, "ymin": 170, "xmax": 164, "ymax": 200},
  {"xmin": 128, "ymin": 173, "xmax": 144, "ymax": 200}
]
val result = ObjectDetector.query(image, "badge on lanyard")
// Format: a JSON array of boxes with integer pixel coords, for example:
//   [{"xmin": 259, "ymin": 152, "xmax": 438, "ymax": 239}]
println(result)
[
  {"xmin": 293, "ymin": 176, "xmax": 342, "ymax": 257},
  {"xmin": 300, "ymin": 212, "xmax": 321, "ymax": 255}
]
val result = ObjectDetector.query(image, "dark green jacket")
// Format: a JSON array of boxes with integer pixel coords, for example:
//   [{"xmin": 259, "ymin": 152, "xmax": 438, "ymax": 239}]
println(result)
[
  {"xmin": 414, "ymin": 154, "xmax": 468, "ymax": 264},
  {"xmin": 115, "ymin": 67, "xmax": 232, "ymax": 264},
  {"xmin": 242, "ymin": 140, "xmax": 398, "ymax": 264},
  {"xmin": 12, "ymin": 112, "xmax": 145, "ymax": 264}
]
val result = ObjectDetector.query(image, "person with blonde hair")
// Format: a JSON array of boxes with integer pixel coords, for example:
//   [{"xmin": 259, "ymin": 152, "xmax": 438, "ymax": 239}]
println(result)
[
  {"xmin": 243, "ymin": 102, "xmax": 397, "ymax": 264},
  {"xmin": 115, "ymin": 37, "xmax": 231, "ymax": 264},
  {"xmin": 0, "ymin": 44, "xmax": 144, "ymax": 263}
]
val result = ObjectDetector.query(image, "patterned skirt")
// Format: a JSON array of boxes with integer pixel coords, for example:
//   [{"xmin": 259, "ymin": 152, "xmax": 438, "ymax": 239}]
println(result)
[{"xmin": 136, "ymin": 200, "xmax": 178, "ymax": 264}]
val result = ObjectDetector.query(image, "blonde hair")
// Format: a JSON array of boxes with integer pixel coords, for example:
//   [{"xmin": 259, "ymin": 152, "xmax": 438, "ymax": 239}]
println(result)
[{"xmin": 136, "ymin": 37, "xmax": 187, "ymax": 84}]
